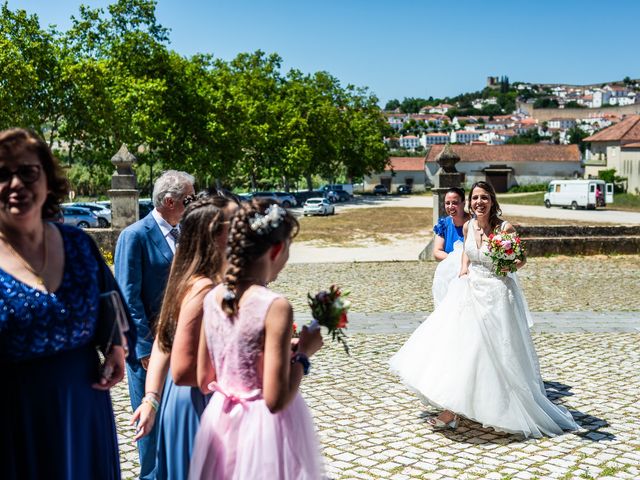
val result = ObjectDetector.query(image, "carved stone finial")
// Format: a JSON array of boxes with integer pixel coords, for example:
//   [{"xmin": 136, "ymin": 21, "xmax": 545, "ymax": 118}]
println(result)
[
  {"xmin": 435, "ymin": 143, "xmax": 460, "ymax": 173},
  {"xmin": 111, "ymin": 144, "xmax": 137, "ymax": 169}
]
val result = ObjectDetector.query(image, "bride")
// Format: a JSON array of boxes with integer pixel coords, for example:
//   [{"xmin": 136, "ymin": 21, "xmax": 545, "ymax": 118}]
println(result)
[{"xmin": 390, "ymin": 181, "xmax": 578, "ymax": 438}]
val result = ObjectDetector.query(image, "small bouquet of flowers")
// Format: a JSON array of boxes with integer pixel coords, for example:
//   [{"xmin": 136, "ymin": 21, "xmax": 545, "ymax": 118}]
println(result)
[
  {"xmin": 307, "ymin": 285, "xmax": 351, "ymax": 355},
  {"xmin": 485, "ymin": 231, "xmax": 526, "ymax": 277}
]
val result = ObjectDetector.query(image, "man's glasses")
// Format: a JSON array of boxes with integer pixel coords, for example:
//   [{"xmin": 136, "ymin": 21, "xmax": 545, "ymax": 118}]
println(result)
[
  {"xmin": 182, "ymin": 194, "xmax": 196, "ymax": 207},
  {"xmin": 0, "ymin": 165, "xmax": 42, "ymax": 185}
]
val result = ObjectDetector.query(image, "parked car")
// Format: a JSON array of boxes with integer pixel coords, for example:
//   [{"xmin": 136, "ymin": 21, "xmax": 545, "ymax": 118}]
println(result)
[
  {"xmin": 324, "ymin": 190, "xmax": 339, "ymax": 203},
  {"xmin": 251, "ymin": 191, "xmax": 298, "ymax": 208},
  {"xmin": 322, "ymin": 184, "xmax": 354, "ymax": 197},
  {"xmin": 373, "ymin": 184, "xmax": 388, "ymax": 195},
  {"xmin": 303, "ymin": 197, "xmax": 335, "ymax": 216},
  {"xmin": 274, "ymin": 192, "xmax": 297, "ymax": 208},
  {"xmin": 61, "ymin": 206, "xmax": 99, "ymax": 228},
  {"xmin": 330, "ymin": 190, "xmax": 351, "ymax": 202},
  {"xmin": 139, "ymin": 199, "xmax": 154, "ymax": 218},
  {"xmin": 397, "ymin": 184, "xmax": 412, "ymax": 194},
  {"xmin": 74, "ymin": 202, "xmax": 112, "ymax": 227}
]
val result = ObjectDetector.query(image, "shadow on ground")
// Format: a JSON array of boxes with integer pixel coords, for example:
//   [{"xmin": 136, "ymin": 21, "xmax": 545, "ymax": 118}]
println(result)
[{"xmin": 417, "ymin": 380, "xmax": 615, "ymax": 444}]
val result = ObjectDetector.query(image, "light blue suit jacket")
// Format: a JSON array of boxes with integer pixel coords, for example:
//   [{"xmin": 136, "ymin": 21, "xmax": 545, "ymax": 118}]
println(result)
[{"xmin": 115, "ymin": 212, "xmax": 173, "ymax": 361}]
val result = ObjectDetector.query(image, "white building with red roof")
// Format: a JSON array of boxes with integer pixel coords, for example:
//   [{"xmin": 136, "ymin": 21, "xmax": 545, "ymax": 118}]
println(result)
[
  {"xmin": 583, "ymin": 114, "xmax": 640, "ymax": 192},
  {"xmin": 363, "ymin": 157, "xmax": 428, "ymax": 193}
]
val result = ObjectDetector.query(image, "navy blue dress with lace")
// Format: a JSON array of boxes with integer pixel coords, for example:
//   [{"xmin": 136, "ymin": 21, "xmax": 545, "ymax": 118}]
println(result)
[{"xmin": 0, "ymin": 223, "xmax": 120, "ymax": 480}]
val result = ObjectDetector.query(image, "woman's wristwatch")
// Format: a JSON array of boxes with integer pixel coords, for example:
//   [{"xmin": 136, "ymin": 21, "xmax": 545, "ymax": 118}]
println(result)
[{"xmin": 291, "ymin": 352, "xmax": 311, "ymax": 375}]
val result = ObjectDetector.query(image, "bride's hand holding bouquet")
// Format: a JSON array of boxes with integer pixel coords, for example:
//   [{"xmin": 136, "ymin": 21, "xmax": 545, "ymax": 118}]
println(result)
[{"xmin": 485, "ymin": 231, "xmax": 526, "ymax": 276}]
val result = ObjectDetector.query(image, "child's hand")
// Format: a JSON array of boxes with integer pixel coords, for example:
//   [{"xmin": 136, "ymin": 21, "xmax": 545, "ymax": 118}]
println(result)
[{"xmin": 297, "ymin": 326, "xmax": 323, "ymax": 357}]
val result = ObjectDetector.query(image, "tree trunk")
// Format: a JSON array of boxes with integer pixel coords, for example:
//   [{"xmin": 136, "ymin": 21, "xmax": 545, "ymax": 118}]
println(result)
[{"xmin": 305, "ymin": 174, "xmax": 313, "ymax": 191}]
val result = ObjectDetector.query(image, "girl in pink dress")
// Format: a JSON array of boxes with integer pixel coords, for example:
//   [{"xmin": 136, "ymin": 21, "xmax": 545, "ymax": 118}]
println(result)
[{"xmin": 189, "ymin": 199, "xmax": 325, "ymax": 480}]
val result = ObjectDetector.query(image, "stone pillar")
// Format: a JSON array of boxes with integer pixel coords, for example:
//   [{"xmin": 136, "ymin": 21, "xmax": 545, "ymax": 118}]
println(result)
[
  {"xmin": 419, "ymin": 144, "xmax": 464, "ymax": 260},
  {"xmin": 108, "ymin": 144, "xmax": 139, "ymax": 229}
]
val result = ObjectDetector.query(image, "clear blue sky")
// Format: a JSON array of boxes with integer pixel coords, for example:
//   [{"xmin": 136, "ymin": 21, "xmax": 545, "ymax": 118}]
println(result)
[{"xmin": 8, "ymin": 0, "xmax": 640, "ymax": 105}]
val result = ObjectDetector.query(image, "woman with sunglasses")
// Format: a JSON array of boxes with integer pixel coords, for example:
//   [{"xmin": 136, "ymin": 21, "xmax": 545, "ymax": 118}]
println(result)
[{"xmin": 0, "ymin": 128, "xmax": 132, "ymax": 479}]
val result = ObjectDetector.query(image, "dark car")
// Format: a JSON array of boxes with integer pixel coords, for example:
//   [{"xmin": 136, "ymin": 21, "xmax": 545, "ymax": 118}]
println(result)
[
  {"xmin": 373, "ymin": 184, "xmax": 388, "ymax": 195},
  {"xmin": 397, "ymin": 184, "xmax": 413, "ymax": 194},
  {"xmin": 331, "ymin": 190, "xmax": 350, "ymax": 202},
  {"xmin": 139, "ymin": 199, "xmax": 154, "ymax": 218}
]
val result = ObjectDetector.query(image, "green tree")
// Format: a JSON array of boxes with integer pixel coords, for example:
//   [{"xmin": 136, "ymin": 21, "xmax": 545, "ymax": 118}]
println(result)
[
  {"xmin": 566, "ymin": 125, "xmax": 589, "ymax": 153},
  {"xmin": 384, "ymin": 99, "xmax": 400, "ymax": 111},
  {"xmin": 0, "ymin": 3, "xmax": 63, "ymax": 140}
]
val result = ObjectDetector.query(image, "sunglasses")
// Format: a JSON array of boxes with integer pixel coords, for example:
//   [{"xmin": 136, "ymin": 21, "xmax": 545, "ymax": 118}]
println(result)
[
  {"xmin": 182, "ymin": 194, "xmax": 196, "ymax": 207},
  {"xmin": 0, "ymin": 164, "xmax": 42, "ymax": 185}
]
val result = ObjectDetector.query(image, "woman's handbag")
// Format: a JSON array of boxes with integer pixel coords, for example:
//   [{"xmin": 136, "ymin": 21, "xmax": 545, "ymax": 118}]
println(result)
[{"xmin": 89, "ymin": 239, "xmax": 137, "ymax": 362}]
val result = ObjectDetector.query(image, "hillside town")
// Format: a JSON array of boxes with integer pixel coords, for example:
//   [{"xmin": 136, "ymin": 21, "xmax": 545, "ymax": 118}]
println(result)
[{"xmin": 377, "ymin": 77, "xmax": 640, "ymax": 193}]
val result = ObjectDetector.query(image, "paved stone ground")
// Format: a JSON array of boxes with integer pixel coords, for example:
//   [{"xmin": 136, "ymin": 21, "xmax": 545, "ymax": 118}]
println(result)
[
  {"xmin": 274, "ymin": 256, "xmax": 640, "ymax": 313},
  {"xmin": 112, "ymin": 258, "xmax": 640, "ymax": 479}
]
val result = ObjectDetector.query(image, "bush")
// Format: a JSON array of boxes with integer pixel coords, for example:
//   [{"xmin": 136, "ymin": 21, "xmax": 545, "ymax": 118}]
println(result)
[
  {"xmin": 507, "ymin": 183, "xmax": 548, "ymax": 193},
  {"xmin": 598, "ymin": 169, "xmax": 627, "ymax": 193}
]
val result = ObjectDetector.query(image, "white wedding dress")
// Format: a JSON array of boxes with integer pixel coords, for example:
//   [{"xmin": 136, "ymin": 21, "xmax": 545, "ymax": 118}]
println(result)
[
  {"xmin": 390, "ymin": 219, "xmax": 578, "ymax": 438},
  {"xmin": 432, "ymin": 240, "xmax": 464, "ymax": 307}
]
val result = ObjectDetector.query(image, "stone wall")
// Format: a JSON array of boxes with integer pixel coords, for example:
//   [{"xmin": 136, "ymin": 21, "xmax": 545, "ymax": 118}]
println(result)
[
  {"xmin": 517, "ymin": 101, "xmax": 640, "ymax": 122},
  {"xmin": 86, "ymin": 228, "xmax": 121, "ymax": 256},
  {"xmin": 517, "ymin": 225, "xmax": 640, "ymax": 256}
]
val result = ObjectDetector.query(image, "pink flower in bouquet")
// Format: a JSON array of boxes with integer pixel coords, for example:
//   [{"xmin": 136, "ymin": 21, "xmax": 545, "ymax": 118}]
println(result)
[{"xmin": 485, "ymin": 230, "xmax": 526, "ymax": 276}]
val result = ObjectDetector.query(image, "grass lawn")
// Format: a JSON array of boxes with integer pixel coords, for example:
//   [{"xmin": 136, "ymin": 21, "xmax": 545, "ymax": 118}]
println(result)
[
  {"xmin": 498, "ymin": 191, "xmax": 640, "ymax": 211},
  {"xmin": 296, "ymin": 207, "xmax": 615, "ymax": 246}
]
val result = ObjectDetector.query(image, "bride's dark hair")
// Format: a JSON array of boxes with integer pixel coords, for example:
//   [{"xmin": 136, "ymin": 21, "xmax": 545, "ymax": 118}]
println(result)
[{"xmin": 468, "ymin": 181, "xmax": 502, "ymax": 229}]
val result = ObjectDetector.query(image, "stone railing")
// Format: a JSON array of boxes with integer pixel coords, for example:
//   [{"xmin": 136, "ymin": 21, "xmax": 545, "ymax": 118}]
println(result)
[
  {"xmin": 516, "ymin": 225, "xmax": 640, "ymax": 256},
  {"xmin": 420, "ymin": 225, "xmax": 640, "ymax": 260}
]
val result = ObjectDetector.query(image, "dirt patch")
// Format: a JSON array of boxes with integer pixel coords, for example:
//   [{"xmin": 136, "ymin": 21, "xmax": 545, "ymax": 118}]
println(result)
[{"xmin": 296, "ymin": 207, "xmax": 617, "ymax": 247}]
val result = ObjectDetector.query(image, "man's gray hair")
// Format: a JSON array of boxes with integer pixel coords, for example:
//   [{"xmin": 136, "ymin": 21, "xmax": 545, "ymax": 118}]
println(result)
[{"xmin": 152, "ymin": 170, "xmax": 195, "ymax": 208}]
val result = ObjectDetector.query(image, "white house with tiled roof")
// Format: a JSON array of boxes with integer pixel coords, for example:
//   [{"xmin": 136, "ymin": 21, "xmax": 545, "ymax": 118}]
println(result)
[
  {"xmin": 420, "ymin": 132, "xmax": 449, "ymax": 146},
  {"xmin": 363, "ymin": 157, "xmax": 427, "ymax": 193},
  {"xmin": 429, "ymin": 103, "xmax": 454, "ymax": 114},
  {"xmin": 584, "ymin": 114, "xmax": 640, "ymax": 193},
  {"xmin": 398, "ymin": 135, "xmax": 420, "ymax": 150},
  {"xmin": 425, "ymin": 144, "xmax": 582, "ymax": 192},
  {"xmin": 451, "ymin": 130, "xmax": 482, "ymax": 144}
]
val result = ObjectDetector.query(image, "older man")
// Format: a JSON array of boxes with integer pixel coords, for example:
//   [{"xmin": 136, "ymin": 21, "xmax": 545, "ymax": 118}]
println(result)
[{"xmin": 115, "ymin": 170, "xmax": 195, "ymax": 480}]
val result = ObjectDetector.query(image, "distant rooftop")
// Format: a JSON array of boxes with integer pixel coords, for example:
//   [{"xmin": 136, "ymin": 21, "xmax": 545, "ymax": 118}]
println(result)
[
  {"xmin": 583, "ymin": 115, "xmax": 640, "ymax": 143},
  {"xmin": 425, "ymin": 144, "xmax": 580, "ymax": 163}
]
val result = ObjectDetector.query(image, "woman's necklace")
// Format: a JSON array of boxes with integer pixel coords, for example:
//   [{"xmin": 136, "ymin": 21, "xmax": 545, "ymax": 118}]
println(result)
[{"xmin": 0, "ymin": 226, "xmax": 48, "ymax": 291}]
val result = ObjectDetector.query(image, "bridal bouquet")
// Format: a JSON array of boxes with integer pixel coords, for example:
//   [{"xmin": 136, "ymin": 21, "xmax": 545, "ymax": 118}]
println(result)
[
  {"xmin": 485, "ymin": 231, "xmax": 526, "ymax": 277},
  {"xmin": 308, "ymin": 285, "xmax": 351, "ymax": 355}
]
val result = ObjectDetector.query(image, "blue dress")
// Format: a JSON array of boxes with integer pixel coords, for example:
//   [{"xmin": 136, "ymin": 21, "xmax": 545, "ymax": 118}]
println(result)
[
  {"xmin": 0, "ymin": 224, "xmax": 120, "ymax": 480},
  {"xmin": 155, "ymin": 373, "xmax": 210, "ymax": 479},
  {"xmin": 433, "ymin": 216, "xmax": 465, "ymax": 253}
]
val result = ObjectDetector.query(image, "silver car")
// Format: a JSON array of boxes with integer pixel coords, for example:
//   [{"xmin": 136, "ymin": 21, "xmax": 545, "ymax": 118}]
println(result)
[
  {"xmin": 61, "ymin": 206, "xmax": 99, "ymax": 228},
  {"xmin": 303, "ymin": 197, "xmax": 335, "ymax": 216},
  {"xmin": 75, "ymin": 202, "xmax": 112, "ymax": 228}
]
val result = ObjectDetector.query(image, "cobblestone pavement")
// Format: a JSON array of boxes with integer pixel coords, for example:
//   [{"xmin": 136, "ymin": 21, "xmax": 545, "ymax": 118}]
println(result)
[
  {"xmin": 113, "ymin": 329, "xmax": 640, "ymax": 480},
  {"xmin": 112, "ymin": 257, "xmax": 640, "ymax": 479},
  {"xmin": 273, "ymin": 256, "xmax": 640, "ymax": 313}
]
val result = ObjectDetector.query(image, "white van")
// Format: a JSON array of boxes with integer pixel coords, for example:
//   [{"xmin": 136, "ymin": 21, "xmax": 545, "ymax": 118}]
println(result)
[{"xmin": 544, "ymin": 179, "xmax": 613, "ymax": 210}]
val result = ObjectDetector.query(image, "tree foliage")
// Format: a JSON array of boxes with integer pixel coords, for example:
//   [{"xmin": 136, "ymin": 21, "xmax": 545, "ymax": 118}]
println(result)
[{"xmin": 0, "ymin": 0, "xmax": 388, "ymax": 194}]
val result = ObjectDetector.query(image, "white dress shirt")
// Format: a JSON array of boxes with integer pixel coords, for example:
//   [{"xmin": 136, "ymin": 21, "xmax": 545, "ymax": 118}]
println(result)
[{"xmin": 151, "ymin": 208, "xmax": 178, "ymax": 254}]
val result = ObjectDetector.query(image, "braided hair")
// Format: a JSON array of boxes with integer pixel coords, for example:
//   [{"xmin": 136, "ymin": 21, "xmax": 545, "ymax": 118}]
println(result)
[
  {"xmin": 222, "ymin": 198, "xmax": 299, "ymax": 315},
  {"xmin": 156, "ymin": 195, "xmax": 236, "ymax": 352}
]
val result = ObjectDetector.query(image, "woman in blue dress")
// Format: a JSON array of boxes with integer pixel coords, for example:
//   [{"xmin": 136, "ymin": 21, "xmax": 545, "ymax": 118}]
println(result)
[
  {"xmin": 131, "ymin": 193, "xmax": 238, "ymax": 479},
  {"xmin": 431, "ymin": 187, "xmax": 470, "ymax": 306},
  {"xmin": 0, "ymin": 128, "xmax": 132, "ymax": 479}
]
